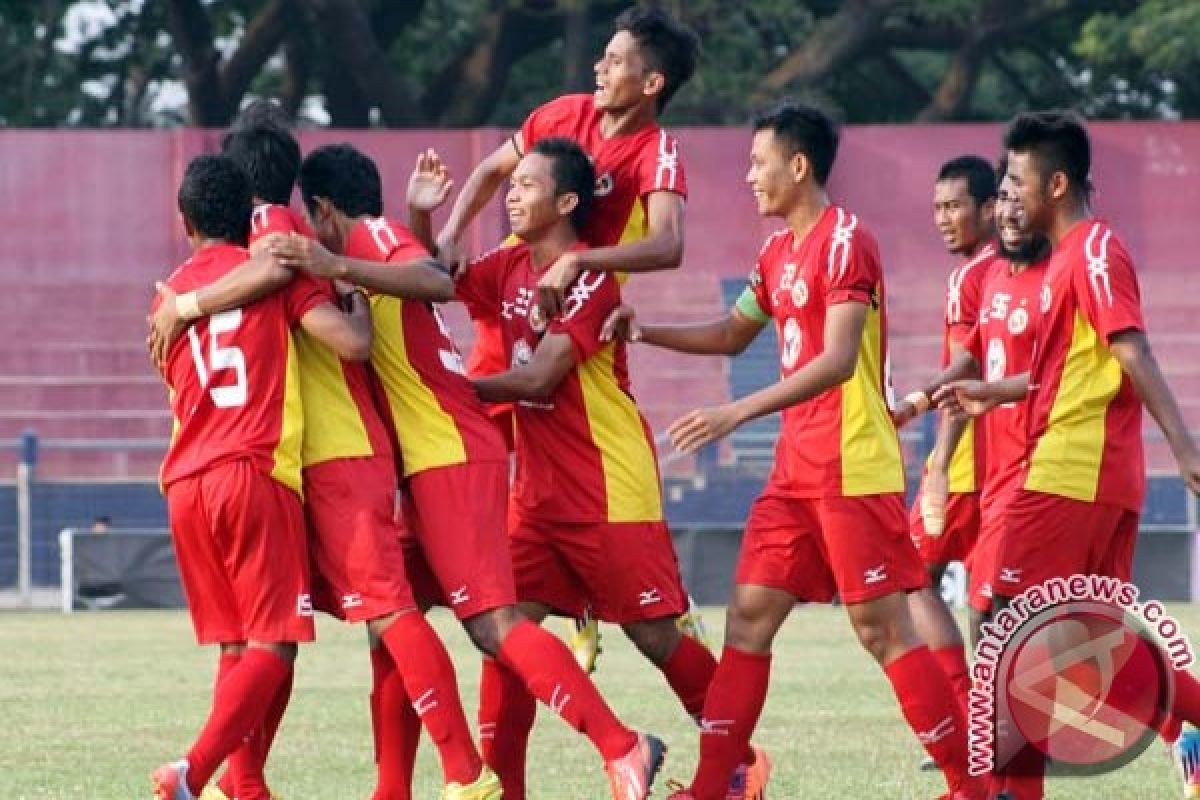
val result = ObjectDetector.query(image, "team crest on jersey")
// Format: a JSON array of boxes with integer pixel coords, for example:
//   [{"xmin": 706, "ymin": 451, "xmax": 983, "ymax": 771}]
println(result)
[
  {"xmin": 1040, "ymin": 285, "xmax": 1052, "ymax": 313},
  {"xmin": 512, "ymin": 339, "xmax": 533, "ymax": 367},
  {"xmin": 1008, "ymin": 307, "xmax": 1029, "ymax": 335},
  {"xmin": 781, "ymin": 318, "xmax": 802, "ymax": 369},
  {"xmin": 790, "ymin": 277, "xmax": 809, "ymax": 308},
  {"xmin": 529, "ymin": 303, "xmax": 547, "ymax": 333},
  {"xmin": 986, "ymin": 338, "xmax": 1007, "ymax": 382},
  {"xmin": 595, "ymin": 172, "xmax": 614, "ymax": 197}
]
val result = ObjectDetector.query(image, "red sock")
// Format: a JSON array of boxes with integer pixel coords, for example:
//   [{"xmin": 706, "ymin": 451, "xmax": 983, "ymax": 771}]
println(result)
[
  {"xmin": 1173, "ymin": 670, "xmax": 1200, "ymax": 725},
  {"xmin": 185, "ymin": 647, "xmax": 290, "ymax": 795},
  {"xmin": 689, "ymin": 646, "xmax": 771, "ymax": 800},
  {"xmin": 382, "ymin": 613, "xmax": 481, "ymax": 786},
  {"xmin": 213, "ymin": 652, "xmax": 242, "ymax": 798},
  {"xmin": 479, "ymin": 657, "xmax": 536, "ymax": 800},
  {"xmin": 931, "ymin": 644, "xmax": 971, "ymax": 715},
  {"xmin": 371, "ymin": 645, "xmax": 421, "ymax": 800},
  {"xmin": 884, "ymin": 645, "xmax": 976, "ymax": 795},
  {"xmin": 224, "ymin": 667, "xmax": 292, "ymax": 800},
  {"xmin": 497, "ymin": 621, "xmax": 637, "ymax": 760},
  {"xmin": 661, "ymin": 635, "xmax": 718, "ymax": 720}
]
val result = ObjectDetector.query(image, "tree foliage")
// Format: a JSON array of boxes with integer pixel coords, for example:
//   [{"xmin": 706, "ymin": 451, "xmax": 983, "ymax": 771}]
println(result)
[{"xmin": 1, "ymin": 0, "xmax": 1195, "ymax": 128}]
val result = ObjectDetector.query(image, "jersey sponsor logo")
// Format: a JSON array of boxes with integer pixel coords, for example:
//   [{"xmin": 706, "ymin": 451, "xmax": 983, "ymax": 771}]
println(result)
[
  {"xmin": 638, "ymin": 588, "xmax": 662, "ymax": 606},
  {"xmin": 502, "ymin": 287, "xmax": 536, "ymax": 322},
  {"xmin": 863, "ymin": 564, "xmax": 889, "ymax": 585},
  {"xmin": 772, "ymin": 262, "xmax": 798, "ymax": 307},
  {"xmin": 654, "ymin": 130, "xmax": 679, "ymax": 191},
  {"xmin": 828, "ymin": 208, "xmax": 858, "ymax": 282},
  {"xmin": 512, "ymin": 339, "xmax": 534, "ymax": 367},
  {"xmin": 987, "ymin": 338, "xmax": 1007, "ymax": 382},
  {"xmin": 1008, "ymin": 307, "xmax": 1029, "ymax": 335},
  {"xmin": 1085, "ymin": 223, "xmax": 1115, "ymax": 307},
  {"xmin": 297, "ymin": 593, "xmax": 314, "ymax": 616},
  {"xmin": 780, "ymin": 318, "xmax": 802, "ymax": 369},
  {"xmin": 790, "ymin": 276, "xmax": 809, "ymax": 308},
  {"xmin": 1040, "ymin": 285, "xmax": 1053, "ymax": 313},
  {"xmin": 562, "ymin": 270, "xmax": 606, "ymax": 320}
]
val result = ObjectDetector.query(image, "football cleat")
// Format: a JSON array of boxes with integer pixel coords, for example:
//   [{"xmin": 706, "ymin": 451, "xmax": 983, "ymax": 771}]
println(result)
[
  {"xmin": 151, "ymin": 760, "xmax": 195, "ymax": 800},
  {"xmin": 605, "ymin": 733, "xmax": 667, "ymax": 800},
  {"xmin": 1175, "ymin": 728, "xmax": 1200, "ymax": 798},
  {"xmin": 726, "ymin": 744, "xmax": 771, "ymax": 799},
  {"xmin": 441, "ymin": 765, "xmax": 503, "ymax": 800},
  {"xmin": 676, "ymin": 595, "xmax": 712, "ymax": 650},
  {"xmin": 565, "ymin": 610, "xmax": 602, "ymax": 674}
]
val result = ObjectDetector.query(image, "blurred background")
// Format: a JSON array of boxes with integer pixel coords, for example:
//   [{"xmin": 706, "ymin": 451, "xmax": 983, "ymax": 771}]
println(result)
[{"xmin": 2, "ymin": 0, "xmax": 1198, "ymax": 611}]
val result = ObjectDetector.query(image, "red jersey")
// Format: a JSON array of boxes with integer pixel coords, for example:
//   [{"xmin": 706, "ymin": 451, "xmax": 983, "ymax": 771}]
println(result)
[
  {"xmin": 159, "ymin": 243, "xmax": 325, "ymax": 493},
  {"xmin": 938, "ymin": 243, "xmax": 998, "ymax": 493},
  {"xmin": 1022, "ymin": 220, "xmax": 1145, "ymax": 511},
  {"xmin": 458, "ymin": 241, "xmax": 663, "ymax": 523},
  {"xmin": 345, "ymin": 218, "xmax": 506, "ymax": 476},
  {"xmin": 966, "ymin": 257, "xmax": 1047, "ymax": 501},
  {"xmin": 735, "ymin": 206, "xmax": 904, "ymax": 497},
  {"xmin": 520, "ymin": 94, "xmax": 687, "ymax": 250},
  {"xmin": 248, "ymin": 204, "xmax": 393, "ymax": 468}
]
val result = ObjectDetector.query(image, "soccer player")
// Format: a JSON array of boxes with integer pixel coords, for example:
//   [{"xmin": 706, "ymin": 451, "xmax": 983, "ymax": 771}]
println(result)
[
  {"xmin": 939, "ymin": 111, "xmax": 1200, "ymax": 799},
  {"xmin": 150, "ymin": 154, "xmax": 367, "ymax": 800},
  {"xmin": 437, "ymin": 6, "xmax": 702, "ymax": 670},
  {"xmin": 604, "ymin": 101, "xmax": 988, "ymax": 800},
  {"xmin": 894, "ymin": 155, "xmax": 998, "ymax": 714},
  {"xmin": 150, "ymin": 115, "xmax": 498, "ymax": 800},
  {"xmin": 269, "ymin": 142, "xmax": 668, "ymax": 800}
]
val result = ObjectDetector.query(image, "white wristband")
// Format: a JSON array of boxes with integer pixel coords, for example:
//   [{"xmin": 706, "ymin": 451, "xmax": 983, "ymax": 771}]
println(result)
[
  {"xmin": 903, "ymin": 390, "xmax": 931, "ymax": 414},
  {"xmin": 175, "ymin": 291, "xmax": 202, "ymax": 321}
]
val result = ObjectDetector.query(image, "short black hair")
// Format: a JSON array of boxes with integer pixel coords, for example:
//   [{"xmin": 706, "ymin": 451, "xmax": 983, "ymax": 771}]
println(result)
[
  {"xmin": 531, "ymin": 137, "xmax": 596, "ymax": 233},
  {"xmin": 937, "ymin": 155, "xmax": 997, "ymax": 207},
  {"xmin": 297, "ymin": 144, "xmax": 383, "ymax": 219},
  {"xmin": 1003, "ymin": 111, "xmax": 1093, "ymax": 199},
  {"xmin": 615, "ymin": 6, "xmax": 699, "ymax": 113},
  {"xmin": 177, "ymin": 154, "xmax": 252, "ymax": 245},
  {"xmin": 752, "ymin": 99, "xmax": 839, "ymax": 186},
  {"xmin": 220, "ymin": 101, "xmax": 301, "ymax": 206}
]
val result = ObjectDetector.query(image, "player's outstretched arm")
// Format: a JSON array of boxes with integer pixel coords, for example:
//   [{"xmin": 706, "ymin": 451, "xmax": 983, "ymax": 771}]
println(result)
[
  {"xmin": 270, "ymin": 234, "xmax": 455, "ymax": 303},
  {"xmin": 1110, "ymin": 329, "xmax": 1200, "ymax": 493},
  {"xmin": 472, "ymin": 332, "xmax": 574, "ymax": 402},
  {"xmin": 407, "ymin": 149, "xmax": 455, "ymax": 256},
  {"xmin": 437, "ymin": 137, "xmax": 522, "ymax": 254},
  {"xmin": 298, "ymin": 290, "xmax": 373, "ymax": 362},
  {"xmin": 893, "ymin": 346, "xmax": 980, "ymax": 428},
  {"xmin": 934, "ymin": 373, "xmax": 1030, "ymax": 417},
  {"xmin": 600, "ymin": 303, "xmax": 764, "ymax": 356}
]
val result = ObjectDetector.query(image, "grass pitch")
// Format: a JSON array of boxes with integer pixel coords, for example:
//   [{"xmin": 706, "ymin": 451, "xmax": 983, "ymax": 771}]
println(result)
[{"xmin": 0, "ymin": 605, "xmax": 1193, "ymax": 799}]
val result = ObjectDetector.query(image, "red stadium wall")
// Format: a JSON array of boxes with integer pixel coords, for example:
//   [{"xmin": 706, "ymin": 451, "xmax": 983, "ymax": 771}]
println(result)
[{"xmin": 4, "ymin": 123, "xmax": 1199, "ymax": 478}]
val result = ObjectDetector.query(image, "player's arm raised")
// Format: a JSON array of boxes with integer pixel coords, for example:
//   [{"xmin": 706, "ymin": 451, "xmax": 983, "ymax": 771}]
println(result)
[
  {"xmin": 437, "ymin": 137, "xmax": 523, "ymax": 259},
  {"xmin": 1109, "ymin": 329, "xmax": 1200, "ymax": 493},
  {"xmin": 269, "ymin": 234, "xmax": 455, "ymax": 303},
  {"xmin": 472, "ymin": 333, "xmax": 575, "ymax": 402},
  {"xmin": 669, "ymin": 301, "xmax": 866, "ymax": 454}
]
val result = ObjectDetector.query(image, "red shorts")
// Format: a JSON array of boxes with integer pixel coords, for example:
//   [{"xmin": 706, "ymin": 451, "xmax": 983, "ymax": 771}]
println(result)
[
  {"xmin": 737, "ymin": 493, "xmax": 927, "ymax": 604},
  {"xmin": 966, "ymin": 492, "xmax": 1010, "ymax": 613},
  {"xmin": 990, "ymin": 490, "xmax": 1138, "ymax": 600},
  {"xmin": 909, "ymin": 488, "xmax": 980, "ymax": 566},
  {"xmin": 166, "ymin": 459, "xmax": 315, "ymax": 645},
  {"xmin": 304, "ymin": 456, "xmax": 415, "ymax": 623},
  {"xmin": 400, "ymin": 461, "xmax": 516, "ymax": 619},
  {"xmin": 510, "ymin": 514, "xmax": 688, "ymax": 623}
]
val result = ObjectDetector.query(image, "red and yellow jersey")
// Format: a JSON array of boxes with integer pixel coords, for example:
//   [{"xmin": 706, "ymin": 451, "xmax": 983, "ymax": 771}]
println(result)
[
  {"xmin": 520, "ymin": 93, "xmax": 687, "ymax": 252},
  {"xmin": 458, "ymin": 241, "xmax": 663, "ymax": 523},
  {"xmin": 966, "ymin": 257, "xmax": 1047, "ymax": 501},
  {"xmin": 1022, "ymin": 220, "xmax": 1145, "ymax": 511},
  {"xmin": 737, "ymin": 206, "xmax": 904, "ymax": 497},
  {"xmin": 936, "ymin": 243, "xmax": 998, "ymax": 493},
  {"xmin": 158, "ymin": 243, "xmax": 324, "ymax": 493},
  {"xmin": 248, "ymin": 204, "xmax": 393, "ymax": 469},
  {"xmin": 345, "ymin": 218, "xmax": 507, "ymax": 476}
]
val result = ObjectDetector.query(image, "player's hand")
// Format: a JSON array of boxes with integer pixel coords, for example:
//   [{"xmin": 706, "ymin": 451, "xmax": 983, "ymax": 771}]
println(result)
[
  {"xmin": 147, "ymin": 282, "xmax": 187, "ymax": 370},
  {"xmin": 436, "ymin": 233, "xmax": 466, "ymax": 278},
  {"xmin": 408, "ymin": 149, "xmax": 454, "ymax": 213},
  {"xmin": 537, "ymin": 251, "xmax": 582, "ymax": 319},
  {"xmin": 668, "ymin": 405, "xmax": 741, "ymax": 454},
  {"xmin": 600, "ymin": 304, "xmax": 642, "ymax": 343},
  {"xmin": 921, "ymin": 468, "xmax": 949, "ymax": 536},
  {"xmin": 891, "ymin": 400, "xmax": 918, "ymax": 429},
  {"xmin": 1176, "ymin": 445, "xmax": 1200, "ymax": 495},
  {"xmin": 249, "ymin": 232, "xmax": 285, "ymax": 258},
  {"xmin": 271, "ymin": 233, "xmax": 340, "ymax": 278},
  {"xmin": 934, "ymin": 380, "xmax": 998, "ymax": 418}
]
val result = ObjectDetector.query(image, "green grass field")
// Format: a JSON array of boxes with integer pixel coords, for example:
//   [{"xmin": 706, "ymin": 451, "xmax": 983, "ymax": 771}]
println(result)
[{"xmin": 1, "ymin": 605, "xmax": 1194, "ymax": 799}]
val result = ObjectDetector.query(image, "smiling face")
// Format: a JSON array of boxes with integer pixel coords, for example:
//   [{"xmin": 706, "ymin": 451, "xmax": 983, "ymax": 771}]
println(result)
[
  {"xmin": 505, "ymin": 152, "xmax": 573, "ymax": 240},
  {"xmin": 593, "ymin": 30, "xmax": 658, "ymax": 112},
  {"xmin": 1004, "ymin": 150, "xmax": 1055, "ymax": 238},
  {"xmin": 933, "ymin": 177, "xmax": 990, "ymax": 256},
  {"xmin": 745, "ymin": 128, "xmax": 803, "ymax": 218}
]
